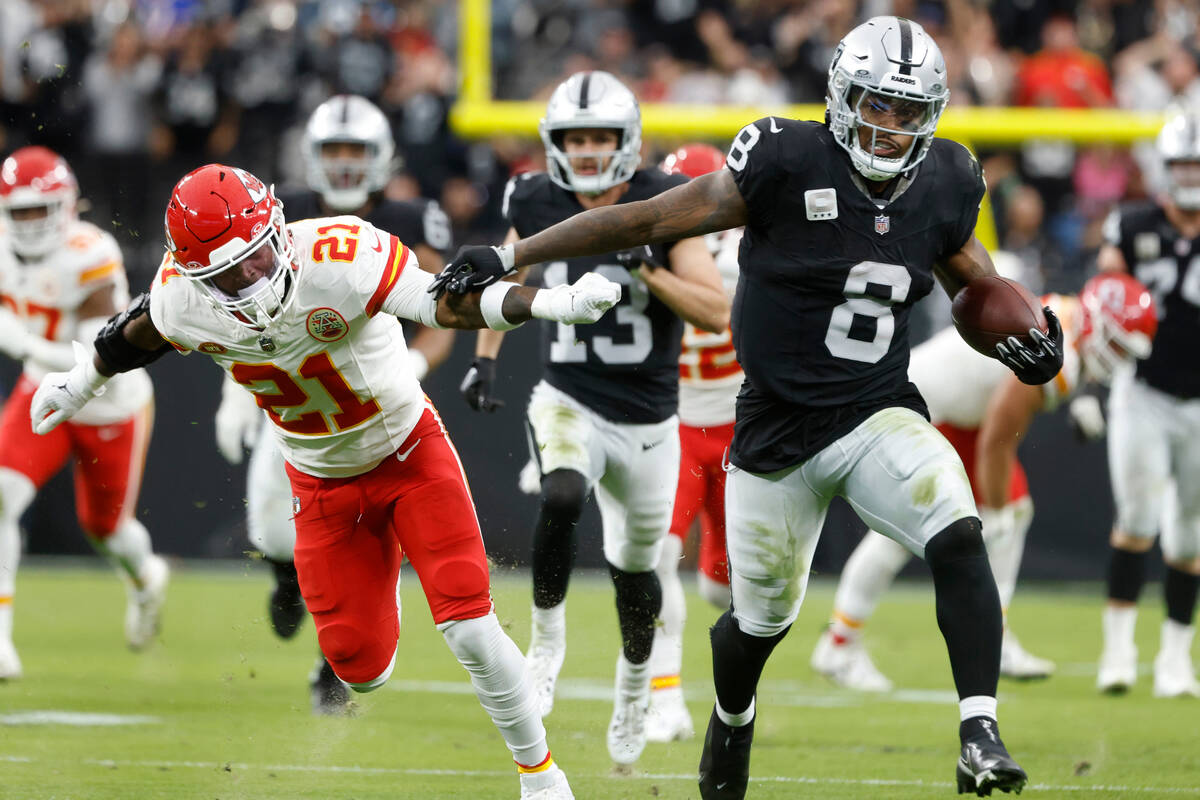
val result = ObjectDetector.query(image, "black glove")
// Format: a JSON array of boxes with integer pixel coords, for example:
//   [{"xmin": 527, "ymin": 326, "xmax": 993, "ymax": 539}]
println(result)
[
  {"xmin": 460, "ymin": 357, "xmax": 504, "ymax": 412},
  {"xmin": 429, "ymin": 245, "xmax": 514, "ymax": 299},
  {"xmin": 614, "ymin": 245, "xmax": 664, "ymax": 273},
  {"xmin": 995, "ymin": 306, "xmax": 1064, "ymax": 386}
]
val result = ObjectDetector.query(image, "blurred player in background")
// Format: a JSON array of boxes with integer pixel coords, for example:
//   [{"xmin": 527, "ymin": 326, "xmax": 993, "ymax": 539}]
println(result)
[
  {"xmin": 212, "ymin": 94, "xmax": 455, "ymax": 713},
  {"xmin": 812, "ymin": 266, "xmax": 1156, "ymax": 691},
  {"xmin": 459, "ymin": 72, "xmax": 728, "ymax": 767},
  {"xmin": 0, "ymin": 146, "xmax": 167, "ymax": 679},
  {"xmin": 645, "ymin": 143, "xmax": 740, "ymax": 744},
  {"xmin": 31, "ymin": 163, "xmax": 624, "ymax": 799},
  {"xmin": 1096, "ymin": 107, "xmax": 1200, "ymax": 698}
]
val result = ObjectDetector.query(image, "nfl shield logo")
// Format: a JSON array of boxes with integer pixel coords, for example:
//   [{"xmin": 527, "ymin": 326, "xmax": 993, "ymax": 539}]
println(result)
[
  {"xmin": 291, "ymin": 496, "xmax": 301, "ymax": 516},
  {"xmin": 874, "ymin": 215, "xmax": 890, "ymax": 235}
]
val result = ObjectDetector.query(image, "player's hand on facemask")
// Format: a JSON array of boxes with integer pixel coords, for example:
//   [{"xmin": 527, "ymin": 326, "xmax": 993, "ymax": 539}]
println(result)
[
  {"xmin": 30, "ymin": 342, "xmax": 108, "ymax": 435},
  {"xmin": 215, "ymin": 376, "xmax": 263, "ymax": 464},
  {"xmin": 995, "ymin": 307, "xmax": 1064, "ymax": 386},
  {"xmin": 460, "ymin": 357, "xmax": 505, "ymax": 412},
  {"xmin": 531, "ymin": 272, "xmax": 622, "ymax": 325},
  {"xmin": 429, "ymin": 245, "xmax": 517, "ymax": 298}
]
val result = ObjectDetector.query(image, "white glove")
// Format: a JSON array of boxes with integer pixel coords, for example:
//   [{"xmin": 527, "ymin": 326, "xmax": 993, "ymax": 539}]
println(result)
[
  {"xmin": 531, "ymin": 272, "xmax": 622, "ymax": 325},
  {"xmin": 977, "ymin": 505, "xmax": 1016, "ymax": 546},
  {"xmin": 1068, "ymin": 394, "xmax": 1106, "ymax": 441},
  {"xmin": 518, "ymin": 458, "xmax": 542, "ymax": 495},
  {"xmin": 30, "ymin": 341, "xmax": 109, "ymax": 435},
  {"xmin": 215, "ymin": 376, "xmax": 264, "ymax": 464},
  {"xmin": 0, "ymin": 307, "xmax": 31, "ymax": 361}
]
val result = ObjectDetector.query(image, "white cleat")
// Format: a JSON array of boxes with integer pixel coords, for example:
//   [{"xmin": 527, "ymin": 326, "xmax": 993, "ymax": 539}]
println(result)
[
  {"xmin": 519, "ymin": 763, "xmax": 574, "ymax": 799},
  {"xmin": 1153, "ymin": 649, "xmax": 1200, "ymax": 698},
  {"xmin": 607, "ymin": 695, "xmax": 648, "ymax": 765},
  {"xmin": 1097, "ymin": 643, "xmax": 1138, "ymax": 694},
  {"xmin": 645, "ymin": 686, "xmax": 694, "ymax": 742},
  {"xmin": 125, "ymin": 554, "xmax": 169, "ymax": 651},
  {"xmin": 1000, "ymin": 631, "xmax": 1056, "ymax": 680},
  {"xmin": 525, "ymin": 635, "xmax": 566, "ymax": 718},
  {"xmin": 0, "ymin": 639, "xmax": 22, "ymax": 680},
  {"xmin": 811, "ymin": 629, "xmax": 893, "ymax": 692}
]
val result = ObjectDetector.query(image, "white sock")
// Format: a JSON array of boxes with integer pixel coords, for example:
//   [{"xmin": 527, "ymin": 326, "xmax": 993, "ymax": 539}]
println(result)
[
  {"xmin": 441, "ymin": 613, "xmax": 549, "ymax": 767},
  {"xmin": 530, "ymin": 602, "xmax": 566, "ymax": 645},
  {"xmin": 615, "ymin": 651, "xmax": 650, "ymax": 705},
  {"xmin": 91, "ymin": 518, "xmax": 153, "ymax": 585},
  {"xmin": 0, "ymin": 603, "xmax": 12, "ymax": 643},
  {"xmin": 1103, "ymin": 605, "xmax": 1138, "ymax": 652},
  {"xmin": 833, "ymin": 530, "xmax": 911, "ymax": 624},
  {"xmin": 959, "ymin": 695, "xmax": 998, "ymax": 723},
  {"xmin": 1161, "ymin": 618, "xmax": 1195, "ymax": 657},
  {"xmin": 716, "ymin": 696, "xmax": 755, "ymax": 727},
  {"xmin": 655, "ymin": 535, "xmax": 685, "ymax": 638},
  {"xmin": 985, "ymin": 504, "xmax": 1030, "ymax": 610}
]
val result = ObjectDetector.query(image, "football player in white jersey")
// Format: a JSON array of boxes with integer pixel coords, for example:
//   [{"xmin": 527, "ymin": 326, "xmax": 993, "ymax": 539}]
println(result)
[
  {"xmin": 0, "ymin": 146, "xmax": 167, "ymax": 679},
  {"xmin": 645, "ymin": 144, "xmax": 740, "ymax": 744},
  {"xmin": 209, "ymin": 94, "xmax": 457, "ymax": 713},
  {"xmin": 29, "ymin": 163, "xmax": 623, "ymax": 800},
  {"xmin": 1096, "ymin": 108, "xmax": 1200, "ymax": 697},
  {"xmin": 811, "ymin": 268, "xmax": 1157, "ymax": 692}
]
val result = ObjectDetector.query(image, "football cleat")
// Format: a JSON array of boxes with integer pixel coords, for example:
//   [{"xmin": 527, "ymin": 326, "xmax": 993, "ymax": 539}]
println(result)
[
  {"xmin": 525, "ymin": 634, "xmax": 566, "ymax": 718},
  {"xmin": 646, "ymin": 686, "xmax": 695, "ymax": 742},
  {"xmin": 268, "ymin": 559, "xmax": 307, "ymax": 639},
  {"xmin": 1000, "ymin": 631, "xmax": 1055, "ymax": 681},
  {"xmin": 607, "ymin": 694, "xmax": 648, "ymax": 765},
  {"xmin": 309, "ymin": 655, "xmax": 351, "ymax": 716},
  {"xmin": 519, "ymin": 763, "xmax": 575, "ymax": 799},
  {"xmin": 810, "ymin": 629, "xmax": 893, "ymax": 692},
  {"xmin": 1097, "ymin": 643, "xmax": 1138, "ymax": 694},
  {"xmin": 1153, "ymin": 648, "xmax": 1200, "ymax": 698},
  {"xmin": 0, "ymin": 639, "xmax": 22, "ymax": 680},
  {"xmin": 125, "ymin": 554, "xmax": 169, "ymax": 651},
  {"xmin": 698, "ymin": 707, "xmax": 754, "ymax": 800},
  {"xmin": 956, "ymin": 719, "xmax": 1028, "ymax": 796}
]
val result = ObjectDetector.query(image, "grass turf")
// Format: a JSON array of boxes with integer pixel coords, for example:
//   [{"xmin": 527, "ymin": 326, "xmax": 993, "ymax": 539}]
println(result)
[{"xmin": 1, "ymin": 561, "xmax": 1198, "ymax": 799}]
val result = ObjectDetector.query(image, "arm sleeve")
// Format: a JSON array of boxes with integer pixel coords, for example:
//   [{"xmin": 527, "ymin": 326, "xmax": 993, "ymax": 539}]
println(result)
[{"xmin": 377, "ymin": 259, "xmax": 443, "ymax": 328}]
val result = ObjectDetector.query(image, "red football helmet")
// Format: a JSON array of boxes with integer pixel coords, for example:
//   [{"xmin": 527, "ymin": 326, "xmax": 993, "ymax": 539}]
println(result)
[
  {"xmin": 660, "ymin": 143, "xmax": 726, "ymax": 179},
  {"xmin": 164, "ymin": 164, "xmax": 297, "ymax": 327},
  {"xmin": 0, "ymin": 146, "xmax": 79, "ymax": 258},
  {"xmin": 1078, "ymin": 272, "xmax": 1158, "ymax": 382}
]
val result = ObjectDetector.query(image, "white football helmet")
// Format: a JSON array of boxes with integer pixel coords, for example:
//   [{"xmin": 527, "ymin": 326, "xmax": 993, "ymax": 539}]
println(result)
[
  {"xmin": 1157, "ymin": 107, "xmax": 1200, "ymax": 209},
  {"xmin": 302, "ymin": 94, "xmax": 396, "ymax": 212},
  {"xmin": 539, "ymin": 71, "xmax": 642, "ymax": 194},
  {"xmin": 826, "ymin": 16, "xmax": 950, "ymax": 182}
]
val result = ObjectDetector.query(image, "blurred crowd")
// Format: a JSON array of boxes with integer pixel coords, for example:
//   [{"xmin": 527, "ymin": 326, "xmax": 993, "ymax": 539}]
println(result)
[{"xmin": 2, "ymin": 0, "xmax": 1199, "ymax": 290}]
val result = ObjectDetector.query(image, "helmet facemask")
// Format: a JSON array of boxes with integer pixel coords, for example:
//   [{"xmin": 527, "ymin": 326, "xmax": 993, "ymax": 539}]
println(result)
[
  {"xmin": 1079, "ymin": 297, "xmax": 1154, "ymax": 384},
  {"xmin": 829, "ymin": 78, "xmax": 946, "ymax": 181},
  {"xmin": 2, "ymin": 195, "xmax": 73, "ymax": 259},
  {"xmin": 543, "ymin": 126, "xmax": 639, "ymax": 195},
  {"xmin": 539, "ymin": 71, "xmax": 642, "ymax": 195},
  {"xmin": 1165, "ymin": 159, "xmax": 1200, "ymax": 210},
  {"xmin": 309, "ymin": 139, "xmax": 388, "ymax": 212}
]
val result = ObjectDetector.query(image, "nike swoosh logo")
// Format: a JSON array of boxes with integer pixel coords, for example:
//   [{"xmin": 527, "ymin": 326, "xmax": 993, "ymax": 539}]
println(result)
[
  {"xmin": 715, "ymin": 783, "xmax": 728, "ymax": 790},
  {"xmin": 769, "ymin": 117, "xmax": 782, "ymax": 133},
  {"xmin": 396, "ymin": 438, "xmax": 421, "ymax": 461},
  {"xmin": 642, "ymin": 440, "xmax": 662, "ymax": 451},
  {"xmin": 372, "ymin": 232, "xmax": 384, "ymax": 253}
]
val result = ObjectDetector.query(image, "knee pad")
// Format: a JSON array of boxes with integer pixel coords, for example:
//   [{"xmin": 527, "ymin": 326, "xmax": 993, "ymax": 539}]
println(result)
[
  {"xmin": 540, "ymin": 469, "xmax": 587, "ymax": 522},
  {"xmin": 317, "ymin": 621, "xmax": 394, "ymax": 689},
  {"xmin": 439, "ymin": 613, "xmax": 501, "ymax": 666},
  {"xmin": 924, "ymin": 517, "xmax": 986, "ymax": 569},
  {"xmin": 343, "ymin": 649, "xmax": 397, "ymax": 694},
  {"xmin": 0, "ymin": 468, "xmax": 35, "ymax": 525}
]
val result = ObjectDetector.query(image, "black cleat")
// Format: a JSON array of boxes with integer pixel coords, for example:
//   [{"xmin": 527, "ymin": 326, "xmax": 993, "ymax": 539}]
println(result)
[
  {"xmin": 268, "ymin": 559, "xmax": 307, "ymax": 639},
  {"xmin": 956, "ymin": 718, "xmax": 1028, "ymax": 796},
  {"xmin": 698, "ymin": 707, "xmax": 754, "ymax": 800},
  {"xmin": 309, "ymin": 656, "xmax": 351, "ymax": 716}
]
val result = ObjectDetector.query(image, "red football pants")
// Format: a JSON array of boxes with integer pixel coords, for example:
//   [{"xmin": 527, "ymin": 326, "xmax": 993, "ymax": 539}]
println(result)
[
  {"xmin": 669, "ymin": 421, "xmax": 734, "ymax": 587},
  {"xmin": 935, "ymin": 421, "xmax": 1029, "ymax": 505},
  {"xmin": 284, "ymin": 403, "xmax": 493, "ymax": 685},
  {"xmin": 0, "ymin": 375, "xmax": 151, "ymax": 535}
]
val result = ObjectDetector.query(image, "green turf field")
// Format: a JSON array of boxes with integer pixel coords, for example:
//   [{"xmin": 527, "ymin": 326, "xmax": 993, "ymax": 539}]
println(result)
[{"xmin": 1, "ymin": 561, "xmax": 1198, "ymax": 799}]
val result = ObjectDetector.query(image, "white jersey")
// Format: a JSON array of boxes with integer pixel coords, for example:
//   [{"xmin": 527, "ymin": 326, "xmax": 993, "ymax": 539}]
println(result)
[
  {"xmin": 678, "ymin": 228, "xmax": 743, "ymax": 428},
  {"xmin": 150, "ymin": 215, "xmax": 436, "ymax": 478},
  {"xmin": 911, "ymin": 293, "xmax": 1084, "ymax": 429},
  {"xmin": 0, "ymin": 219, "xmax": 152, "ymax": 424}
]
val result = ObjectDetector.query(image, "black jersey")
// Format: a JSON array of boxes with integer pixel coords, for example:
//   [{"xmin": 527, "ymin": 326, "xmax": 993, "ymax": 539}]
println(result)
[
  {"xmin": 1106, "ymin": 202, "xmax": 1200, "ymax": 398},
  {"xmin": 726, "ymin": 118, "xmax": 985, "ymax": 473},
  {"xmin": 504, "ymin": 169, "xmax": 688, "ymax": 424},
  {"xmin": 276, "ymin": 189, "xmax": 452, "ymax": 256}
]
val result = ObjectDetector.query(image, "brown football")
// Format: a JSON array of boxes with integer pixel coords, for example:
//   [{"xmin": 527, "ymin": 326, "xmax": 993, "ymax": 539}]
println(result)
[{"xmin": 951, "ymin": 276, "xmax": 1048, "ymax": 357}]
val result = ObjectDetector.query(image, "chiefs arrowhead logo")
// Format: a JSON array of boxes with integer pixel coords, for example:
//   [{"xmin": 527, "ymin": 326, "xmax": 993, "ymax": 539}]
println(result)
[
  {"xmin": 306, "ymin": 307, "xmax": 348, "ymax": 343},
  {"xmin": 231, "ymin": 167, "xmax": 268, "ymax": 205}
]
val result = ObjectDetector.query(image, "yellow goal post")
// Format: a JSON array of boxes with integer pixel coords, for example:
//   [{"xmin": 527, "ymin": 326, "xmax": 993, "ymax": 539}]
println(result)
[{"xmin": 449, "ymin": 0, "xmax": 1166, "ymax": 250}]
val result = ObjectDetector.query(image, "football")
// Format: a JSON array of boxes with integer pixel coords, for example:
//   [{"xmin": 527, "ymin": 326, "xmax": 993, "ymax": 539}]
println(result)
[{"xmin": 951, "ymin": 276, "xmax": 1048, "ymax": 357}]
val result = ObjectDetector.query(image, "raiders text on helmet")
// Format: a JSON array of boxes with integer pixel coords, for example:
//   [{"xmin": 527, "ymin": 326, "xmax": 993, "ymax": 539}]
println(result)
[
  {"xmin": 164, "ymin": 164, "xmax": 299, "ymax": 328},
  {"xmin": 826, "ymin": 16, "xmax": 950, "ymax": 181},
  {"xmin": 540, "ymin": 71, "xmax": 642, "ymax": 194},
  {"xmin": 303, "ymin": 94, "xmax": 397, "ymax": 212}
]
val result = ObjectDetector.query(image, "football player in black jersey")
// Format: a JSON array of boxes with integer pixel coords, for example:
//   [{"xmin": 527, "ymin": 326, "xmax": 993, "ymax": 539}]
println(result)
[
  {"xmin": 1095, "ymin": 107, "xmax": 1200, "ymax": 699},
  {"xmin": 436, "ymin": 18, "xmax": 1066, "ymax": 798},
  {"xmin": 212, "ymin": 94, "xmax": 456, "ymax": 715},
  {"xmin": 460, "ymin": 70, "xmax": 728, "ymax": 766}
]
